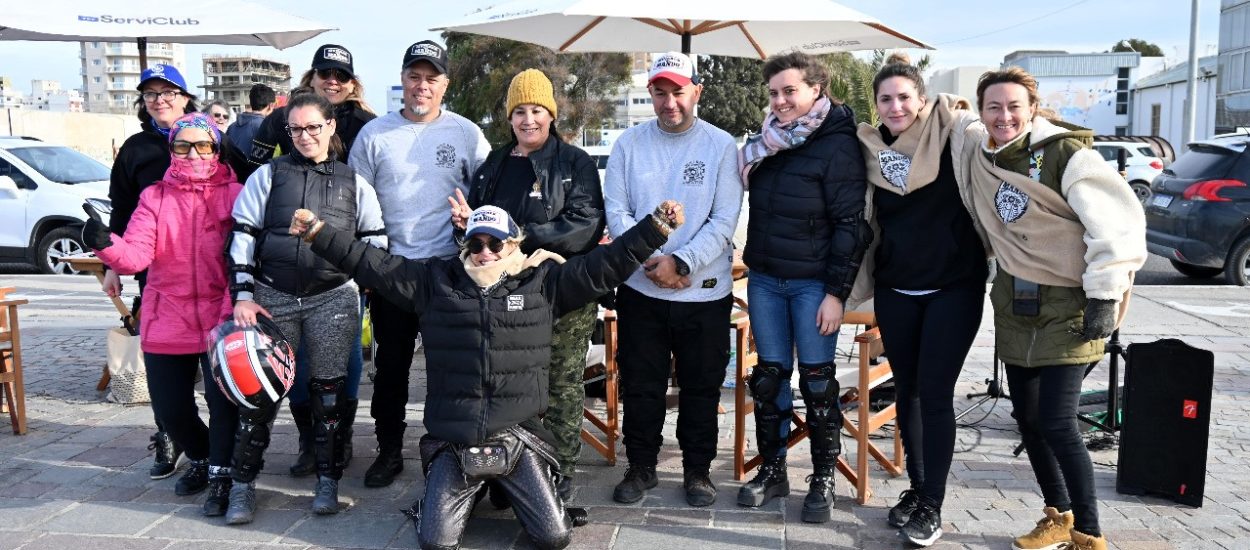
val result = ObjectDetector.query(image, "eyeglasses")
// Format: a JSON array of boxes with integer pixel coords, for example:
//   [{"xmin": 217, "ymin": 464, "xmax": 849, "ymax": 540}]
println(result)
[
  {"xmin": 170, "ymin": 140, "xmax": 219, "ymax": 155},
  {"xmin": 315, "ymin": 68, "xmax": 352, "ymax": 82},
  {"xmin": 466, "ymin": 237, "xmax": 506, "ymax": 254},
  {"xmin": 285, "ymin": 122, "xmax": 329, "ymax": 137},
  {"xmin": 211, "ymin": 111, "xmax": 230, "ymax": 120},
  {"xmin": 141, "ymin": 90, "xmax": 182, "ymax": 103}
]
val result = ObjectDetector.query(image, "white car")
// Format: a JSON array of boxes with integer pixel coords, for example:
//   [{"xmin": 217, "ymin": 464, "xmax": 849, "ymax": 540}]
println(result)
[
  {"xmin": 1091, "ymin": 141, "xmax": 1165, "ymax": 205},
  {"xmin": 0, "ymin": 136, "xmax": 111, "ymax": 274}
]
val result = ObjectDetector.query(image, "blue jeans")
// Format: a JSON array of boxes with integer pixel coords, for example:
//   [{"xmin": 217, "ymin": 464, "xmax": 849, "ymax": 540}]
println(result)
[
  {"xmin": 288, "ymin": 295, "xmax": 365, "ymax": 404},
  {"xmin": 746, "ymin": 271, "xmax": 838, "ymax": 455}
]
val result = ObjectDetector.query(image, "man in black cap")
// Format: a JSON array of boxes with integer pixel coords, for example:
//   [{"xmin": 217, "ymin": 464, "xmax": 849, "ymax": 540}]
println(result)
[{"xmin": 347, "ymin": 39, "xmax": 490, "ymax": 488}]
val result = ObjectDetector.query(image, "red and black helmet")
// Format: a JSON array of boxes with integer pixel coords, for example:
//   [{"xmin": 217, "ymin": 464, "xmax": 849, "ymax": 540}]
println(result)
[{"xmin": 209, "ymin": 318, "xmax": 295, "ymax": 409}]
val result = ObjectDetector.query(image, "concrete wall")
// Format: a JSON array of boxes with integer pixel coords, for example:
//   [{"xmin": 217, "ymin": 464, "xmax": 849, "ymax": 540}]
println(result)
[
  {"xmin": 0, "ymin": 108, "xmax": 141, "ymax": 166},
  {"xmin": 927, "ymin": 66, "xmax": 995, "ymax": 102},
  {"xmin": 1035, "ymin": 74, "xmax": 1126, "ymax": 133},
  {"xmin": 1132, "ymin": 78, "xmax": 1218, "ymax": 150}
]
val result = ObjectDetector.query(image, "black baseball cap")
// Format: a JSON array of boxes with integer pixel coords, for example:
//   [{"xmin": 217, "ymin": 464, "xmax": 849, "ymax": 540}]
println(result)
[
  {"xmin": 311, "ymin": 44, "xmax": 355, "ymax": 79},
  {"xmin": 402, "ymin": 40, "xmax": 448, "ymax": 74}
]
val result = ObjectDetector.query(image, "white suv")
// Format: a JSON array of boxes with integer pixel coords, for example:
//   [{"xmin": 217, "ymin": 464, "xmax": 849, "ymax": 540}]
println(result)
[
  {"xmin": 0, "ymin": 136, "xmax": 111, "ymax": 274},
  {"xmin": 1091, "ymin": 141, "xmax": 1165, "ymax": 205}
]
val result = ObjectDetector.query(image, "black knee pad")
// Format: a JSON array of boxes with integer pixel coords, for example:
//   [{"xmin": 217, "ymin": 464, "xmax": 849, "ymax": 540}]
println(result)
[
  {"xmin": 311, "ymin": 377, "xmax": 348, "ymax": 477},
  {"xmin": 310, "ymin": 377, "xmax": 347, "ymax": 427},
  {"xmin": 232, "ymin": 405, "xmax": 277, "ymax": 482},
  {"xmin": 749, "ymin": 361, "xmax": 786, "ymax": 421}
]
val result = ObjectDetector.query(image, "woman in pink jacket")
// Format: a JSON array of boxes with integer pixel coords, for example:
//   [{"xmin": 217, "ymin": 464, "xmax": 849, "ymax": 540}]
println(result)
[{"xmin": 83, "ymin": 112, "xmax": 242, "ymax": 516}]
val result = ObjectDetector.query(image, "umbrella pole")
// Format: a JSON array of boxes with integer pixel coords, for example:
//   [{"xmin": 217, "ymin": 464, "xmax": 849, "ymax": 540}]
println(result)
[
  {"xmin": 137, "ymin": 37, "xmax": 148, "ymax": 70},
  {"xmin": 682, "ymin": 32, "xmax": 691, "ymax": 54}
]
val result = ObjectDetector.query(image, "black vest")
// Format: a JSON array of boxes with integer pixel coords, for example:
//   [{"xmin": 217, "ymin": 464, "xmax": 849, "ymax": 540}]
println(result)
[{"xmin": 256, "ymin": 155, "xmax": 357, "ymax": 297}]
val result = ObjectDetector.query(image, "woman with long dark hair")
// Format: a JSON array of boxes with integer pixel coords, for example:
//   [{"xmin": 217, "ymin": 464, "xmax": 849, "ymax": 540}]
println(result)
[{"xmin": 225, "ymin": 93, "xmax": 386, "ymax": 523}]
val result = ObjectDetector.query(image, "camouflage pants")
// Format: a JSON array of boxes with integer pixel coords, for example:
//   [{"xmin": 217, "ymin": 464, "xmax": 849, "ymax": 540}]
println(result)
[{"xmin": 544, "ymin": 302, "xmax": 598, "ymax": 471}]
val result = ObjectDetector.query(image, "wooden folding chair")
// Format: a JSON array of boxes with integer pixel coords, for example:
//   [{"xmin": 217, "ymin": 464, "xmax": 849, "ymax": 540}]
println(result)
[
  {"xmin": 1, "ymin": 287, "xmax": 30, "ymax": 435},
  {"xmin": 581, "ymin": 310, "xmax": 620, "ymax": 465}
]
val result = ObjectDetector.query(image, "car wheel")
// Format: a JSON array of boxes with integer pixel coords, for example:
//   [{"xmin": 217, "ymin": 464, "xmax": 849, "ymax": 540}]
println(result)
[
  {"xmin": 1225, "ymin": 235, "xmax": 1250, "ymax": 286},
  {"xmin": 1130, "ymin": 181, "xmax": 1152, "ymax": 206},
  {"xmin": 36, "ymin": 226, "xmax": 87, "ymax": 275},
  {"xmin": 1169, "ymin": 259, "xmax": 1222, "ymax": 278}
]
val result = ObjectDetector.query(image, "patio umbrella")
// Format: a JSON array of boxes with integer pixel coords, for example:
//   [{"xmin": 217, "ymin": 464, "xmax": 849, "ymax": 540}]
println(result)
[
  {"xmin": 430, "ymin": 0, "xmax": 932, "ymax": 59},
  {"xmin": 0, "ymin": 0, "xmax": 334, "ymax": 68}
]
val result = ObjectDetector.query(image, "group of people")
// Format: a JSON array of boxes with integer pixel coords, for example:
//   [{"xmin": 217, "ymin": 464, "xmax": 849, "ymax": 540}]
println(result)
[{"xmin": 90, "ymin": 37, "xmax": 1145, "ymax": 550}]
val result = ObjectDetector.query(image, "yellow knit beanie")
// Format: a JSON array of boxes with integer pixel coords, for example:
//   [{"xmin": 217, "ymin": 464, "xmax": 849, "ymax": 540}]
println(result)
[{"xmin": 506, "ymin": 69, "xmax": 558, "ymax": 119}]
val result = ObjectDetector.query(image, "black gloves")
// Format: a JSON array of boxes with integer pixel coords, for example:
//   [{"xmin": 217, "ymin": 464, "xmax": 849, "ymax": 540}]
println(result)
[
  {"xmin": 1081, "ymin": 298, "xmax": 1117, "ymax": 341},
  {"xmin": 81, "ymin": 203, "xmax": 113, "ymax": 250}
]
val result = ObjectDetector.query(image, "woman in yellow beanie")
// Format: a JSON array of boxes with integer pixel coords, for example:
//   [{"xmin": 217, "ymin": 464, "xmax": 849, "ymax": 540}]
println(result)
[{"xmin": 451, "ymin": 68, "xmax": 606, "ymax": 502}]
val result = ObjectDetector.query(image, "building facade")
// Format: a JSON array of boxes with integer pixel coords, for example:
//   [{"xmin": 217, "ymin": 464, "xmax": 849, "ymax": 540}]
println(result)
[
  {"xmin": 1002, "ymin": 50, "xmax": 1166, "ymax": 135},
  {"xmin": 80, "ymin": 41, "xmax": 186, "ymax": 114},
  {"xmin": 201, "ymin": 54, "xmax": 292, "ymax": 114},
  {"xmin": 1217, "ymin": 0, "xmax": 1250, "ymax": 132},
  {"xmin": 927, "ymin": 65, "xmax": 996, "ymax": 103},
  {"xmin": 1132, "ymin": 56, "xmax": 1218, "ymax": 151}
]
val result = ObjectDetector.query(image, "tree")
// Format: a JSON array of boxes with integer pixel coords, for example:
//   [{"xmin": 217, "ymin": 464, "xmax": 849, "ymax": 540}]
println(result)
[
  {"xmin": 696, "ymin": 55, "xmax": 768, "ymax": 137},
  {"xmin": 442, "ymin": 32, "xmax": 631, "ymax": 145},
  {"xmin": 1111, "ymin": 39, "xmax": 1164, "ymax": 57},
  {"xmin": 822, "ymin": 49, "xmax": 932, "ymax": 127}
]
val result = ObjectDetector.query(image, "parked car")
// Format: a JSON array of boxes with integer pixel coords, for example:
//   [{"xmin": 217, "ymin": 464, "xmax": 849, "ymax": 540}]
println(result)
[
  {"xmin": 582, "ymin": 144, "xmax": 610, "ymax": 184},
  {"xmin": 1144, "ymin": 133, "xmax": 1250, "ymax": 285},
  {"xmin": 0, "ymin": 136, "xmax": 111, "ymax": 274},
  {"xmin": 1092, "ymin": 141, "xmax": 1165, "ymax": 205}
]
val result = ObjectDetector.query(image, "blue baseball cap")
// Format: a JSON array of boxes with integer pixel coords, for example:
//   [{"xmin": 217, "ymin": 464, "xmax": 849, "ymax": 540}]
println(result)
[
  {"xmin": 137, "ymin": 64, "xmax": 188, "ymax": 92},
  {"xmin": 465, "ymin": 205, "xmax": 521, "ymax": 241}
]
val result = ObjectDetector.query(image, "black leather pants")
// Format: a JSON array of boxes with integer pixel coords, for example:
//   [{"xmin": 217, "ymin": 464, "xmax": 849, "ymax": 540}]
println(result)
[{"xmin": 410, "ymin": 445, "xmax": 572, "ymax": 550}]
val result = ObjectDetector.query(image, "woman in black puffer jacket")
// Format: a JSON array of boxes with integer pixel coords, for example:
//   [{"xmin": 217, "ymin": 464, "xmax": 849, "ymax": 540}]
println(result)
[
  {"xmin": 735, "ymin": 51, "xmax": 869, "ymax": 523},
  {"xmin": 292, "ymin": 202, "xmax": 682, "ymax": 550}
]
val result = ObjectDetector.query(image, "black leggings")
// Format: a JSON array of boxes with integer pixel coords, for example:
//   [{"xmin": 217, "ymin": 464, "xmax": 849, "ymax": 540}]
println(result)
[
  {"xmin": 874, "ymin": 286, "xmax": 984, "ymax": 507},
  {"xmin": 1005, "ymin": 363, "xmax": 1100, "ymax": 536},
  {"xmin": 144, "ymin": 352, "xmax": 238, "ymax": 468}
]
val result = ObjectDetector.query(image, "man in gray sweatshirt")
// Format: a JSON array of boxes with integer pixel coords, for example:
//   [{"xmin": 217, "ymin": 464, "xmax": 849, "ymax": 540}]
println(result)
[
  {"xmin": 603, "ymin": 52, "xmax": 743, "ymax": 507},
  {"xmin": 347, "ymin": 40, "xmax": 490, "ymax": 488}
]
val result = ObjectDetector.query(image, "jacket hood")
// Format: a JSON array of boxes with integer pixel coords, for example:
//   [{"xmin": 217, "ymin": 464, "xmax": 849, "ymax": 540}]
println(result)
[{"xmin": 813, "ymin": 101, "xmax": 858, "ymax": 140}]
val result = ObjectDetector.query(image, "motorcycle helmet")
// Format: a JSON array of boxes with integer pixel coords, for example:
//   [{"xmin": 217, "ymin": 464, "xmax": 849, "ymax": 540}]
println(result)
[{"xmin": 209, "ymin": 317, "xmax": 295, "ymax": 409}]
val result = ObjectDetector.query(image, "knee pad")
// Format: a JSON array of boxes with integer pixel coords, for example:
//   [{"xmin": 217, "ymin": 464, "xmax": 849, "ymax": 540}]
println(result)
[
  {"xmin": 311, "ymin": 377, "xmax": 348, "ymax": 477},
  {"xmin": 749, "ymin": 362, "xmax": 785, "ymax": 420},
  {"xmin": 232, "ymin": 405, "xmax": 278, "ymax": 482},
  {"xmin": 799, "ymin": 362, "xmax": 841, "ymax": 460},
  {"xmin": 310, "ymin": 377, "xmax": 347, "ymax": 428}
]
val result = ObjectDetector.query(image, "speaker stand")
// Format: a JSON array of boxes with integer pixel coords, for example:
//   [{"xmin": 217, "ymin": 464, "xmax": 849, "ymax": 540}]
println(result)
[
  {"xmin": 955, "ymin": 346, "xmax": 1009, "ymax": 422},
  {"xmin": 1077, "ymin": 329, "xmax": 1125, "ymax": 434}
]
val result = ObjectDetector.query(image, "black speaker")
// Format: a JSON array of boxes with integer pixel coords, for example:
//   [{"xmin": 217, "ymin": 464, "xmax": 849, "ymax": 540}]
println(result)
[{"xmin": 1116, "ymin": 339, "xmax": 1213, "ymax": 507}]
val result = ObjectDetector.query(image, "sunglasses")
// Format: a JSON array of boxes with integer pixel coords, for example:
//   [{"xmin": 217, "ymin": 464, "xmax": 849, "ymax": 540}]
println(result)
[
  {"xmin": 466, "ymin": 237, "xmax": 506, "ymax": 254},
  {"xmin": 211, "ymin": 111, "xmax": 230, "ymax": 120},
  {"xmin": 315, "ymin": 68, "xmax": 352, "ymax": 82},
  {"xmin": 170, "ymin": 140, "xmax": 219, "ymax": 155}
]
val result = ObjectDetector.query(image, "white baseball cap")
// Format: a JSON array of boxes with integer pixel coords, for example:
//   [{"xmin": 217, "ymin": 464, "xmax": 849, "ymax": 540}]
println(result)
[
  {"xmin": 648, "ymin": 51, "xmax": 699, "ymax": 87},
  {"xmin": 465, "ymin": 205, "xmax": 521, "ymax": 240}
]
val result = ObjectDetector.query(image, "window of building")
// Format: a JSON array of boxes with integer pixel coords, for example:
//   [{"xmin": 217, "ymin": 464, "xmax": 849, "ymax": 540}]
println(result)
[
  {"xmin": 1116, "ymin": 67, "xmax": 1130, "ymax": 115},
  {"xmin": 1150, "ymin": 104, "xmax": 1161, "ymax": 136},
  {"xmin": 93, "ymin": 77, "xmax": 101, "ymax": 84},
  {"xmin": 92, "ymin": 59, "xmax": 101, "ymax": 66},
  {"xmin": 90, "ymin": 42, "xmax": 99, "ymax": 48},
  {"xmin": 1115, "ymin": 126, "xmax": 1128, "ymax": 136}
]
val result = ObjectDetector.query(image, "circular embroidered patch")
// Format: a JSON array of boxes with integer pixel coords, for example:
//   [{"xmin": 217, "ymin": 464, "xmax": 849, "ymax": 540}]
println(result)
[
  {"xmin": 994, "ymin": 181, "xmax": 1030, "ymax": 223},
  {"xmin": 877, "ymin": 149, "xmax": 910, "ymax": 192}
]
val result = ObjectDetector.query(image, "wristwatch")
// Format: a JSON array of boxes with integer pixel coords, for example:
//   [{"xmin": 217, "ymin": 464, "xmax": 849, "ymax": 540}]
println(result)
[{"xmin": 673, "ymin": 255, "xmax": 691, "ymax": 277}]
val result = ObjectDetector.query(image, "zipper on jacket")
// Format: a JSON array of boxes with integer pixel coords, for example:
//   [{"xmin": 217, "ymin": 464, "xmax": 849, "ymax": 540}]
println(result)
[
  {"xmin": 476, "ymin": 290, "xmax": 491, "ymax": 442},
  {"xmin": 1025, "ymin": 327, "xmax": 1038, "ymax": 368},
  {"xmin": 809, "ymin": 215, "xmax": 818, "ymax": 256}
]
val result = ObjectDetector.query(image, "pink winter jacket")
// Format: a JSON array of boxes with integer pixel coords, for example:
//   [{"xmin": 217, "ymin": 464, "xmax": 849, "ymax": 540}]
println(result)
[{"xmin": 96, "ymin": 161, "xmax": 242, "ymax": 355}]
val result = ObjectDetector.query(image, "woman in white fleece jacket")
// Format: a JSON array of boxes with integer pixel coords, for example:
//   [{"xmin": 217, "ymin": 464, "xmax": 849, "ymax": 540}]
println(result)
[{"xmin": 965, "ymin": 67, "xmax": 1146, "ymax": 550}]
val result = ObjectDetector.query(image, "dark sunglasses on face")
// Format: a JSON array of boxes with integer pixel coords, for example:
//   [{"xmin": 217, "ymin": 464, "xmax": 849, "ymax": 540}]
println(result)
[
  {"xmin": 211, "ymin": 111, "xmax": 230, "ymax": 120},
  {"xmin": 170, "ymin": 140, "xmax": 219, "ymax": 155},
  {"xmin": 466, "ymin": 237, "xmax": 506, "ymax": 254},
  {"xmin": 315, "ymin": 68, "xmax": 352, "ymax": 82}
]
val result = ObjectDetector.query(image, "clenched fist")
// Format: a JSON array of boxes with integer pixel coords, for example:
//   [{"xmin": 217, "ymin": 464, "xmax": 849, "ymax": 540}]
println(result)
[
  {"xmin": 650, "ymin": 200, "xmax": 685, "ymax": 236},
  {"xmin": 289, "ymin": 209, "xmax": 325, "ymax": 242}
]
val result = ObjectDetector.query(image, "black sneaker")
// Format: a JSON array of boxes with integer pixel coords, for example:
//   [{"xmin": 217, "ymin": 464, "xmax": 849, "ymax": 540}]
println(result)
[
  {"xmin": 683, "ymin": 468, "xmax": 717, "ymax": 507},
  {"xmin": 898, "ymin": 498, "xmax": 942, "ymax": 547},
  {"xmin": 148, "ymin": 432, "xmax": 182, "ymax": 480},
  {"xmin": 888, "ymin": 489, "xmax": 922, "ymax": 528},
  {"xmin": 612, "ymin": 464, "xmax": 657, "ymax": 504},
  {"xmin": 364, "ymin": 447, "xmax": 404, "ymax": 488},
  {"xmin": 175, "ymin": 459, "xmax": 210, "ymax": 496},
  {"xmin": 202, "ymin": 476, "xmax": 232, "ymax": 517}
]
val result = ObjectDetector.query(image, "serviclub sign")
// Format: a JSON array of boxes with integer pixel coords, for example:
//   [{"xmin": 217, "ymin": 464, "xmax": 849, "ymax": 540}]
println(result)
[{"xmin": 77, "ymin": 15, "xmax": 201, "ymax": 25}]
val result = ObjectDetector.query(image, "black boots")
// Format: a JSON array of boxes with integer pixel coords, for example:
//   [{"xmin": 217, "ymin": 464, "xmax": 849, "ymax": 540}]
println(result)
[
  {"xmin": 289, "ymin": 402, "xmax": 316, "ymax": 477},
  {"xmin": 365, "ymin": 424, "xmax": 404, "ymax": 488},
  {"xmin": 737, "ymin": 458, "xmax": 790, "ymax": 507},
  {"xmin": 148, "ymin": 431, "xmax": 182, "ymax": 479},
  {"xmin": 799, "ymin": 362, "xmax": 840, "ymax": 523},
  {"xmin": 310, "ymin": 377, "xmax": 349, "ymax": 514}
]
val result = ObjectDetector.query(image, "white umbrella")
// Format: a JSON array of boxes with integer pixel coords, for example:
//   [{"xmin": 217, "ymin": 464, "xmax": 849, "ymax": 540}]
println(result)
[
  {"xmin": 431, "ymin": 0, "xmax": 931, "ymax": 58},
  {"xmin": 0, "ymin": 0, "xmax": 335, "ymax": 68}
]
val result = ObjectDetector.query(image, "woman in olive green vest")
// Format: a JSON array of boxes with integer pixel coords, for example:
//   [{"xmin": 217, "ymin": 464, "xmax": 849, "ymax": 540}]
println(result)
[{"xmin": 966, "ymin": 67, "xmax": 1146, "ymax": 550}]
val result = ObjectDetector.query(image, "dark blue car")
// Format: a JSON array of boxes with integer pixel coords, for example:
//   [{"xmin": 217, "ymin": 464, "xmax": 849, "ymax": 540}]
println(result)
[{"xmin": 1145, "ymin": 134, "xmax": 1250, "ymax": 285}]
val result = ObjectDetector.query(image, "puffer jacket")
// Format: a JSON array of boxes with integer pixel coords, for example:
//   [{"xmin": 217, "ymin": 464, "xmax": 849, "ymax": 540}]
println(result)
[
  {"xmin": 96, "ymin": 161, "xmax": 242, "ymax": 355},
  {"xmin": 741, "ymin": 103, "xmax": 870, "ymax": 301},
  {"xmin": 310, "ymin": 214, "xmax": 669, "ymax": 445},
  {"xmin": 241, "ymin": 99, "xmax": 376, "ymax": 180},
  {"xmin": 468, "ymin": 134, "xmax": 605, "ymax": 258}
]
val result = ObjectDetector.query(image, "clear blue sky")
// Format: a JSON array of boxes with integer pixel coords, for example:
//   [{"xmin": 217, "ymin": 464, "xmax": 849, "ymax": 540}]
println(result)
[{"xmin": 0, "ymin": 0, "xmax": 1222, "ymax": 112}]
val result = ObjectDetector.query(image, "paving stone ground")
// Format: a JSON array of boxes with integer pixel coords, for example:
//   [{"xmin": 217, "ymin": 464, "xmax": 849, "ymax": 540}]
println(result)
[{"xmin": 1, "ymin": 274, "xmax": 1248, "ymax": 549}]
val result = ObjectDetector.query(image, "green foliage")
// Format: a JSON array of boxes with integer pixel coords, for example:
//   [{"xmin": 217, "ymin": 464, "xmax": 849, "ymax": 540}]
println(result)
[
  {"xmin": 1111, "ymin": 39, "xmax": 1164, "ymax": 57},
  {"xmin": 442, "ymin": 32, "xmax": 632, "ymax": 145},
  {"xmin": 696, "ymin": 55, "xmax": 768, "ymax": 137}
]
